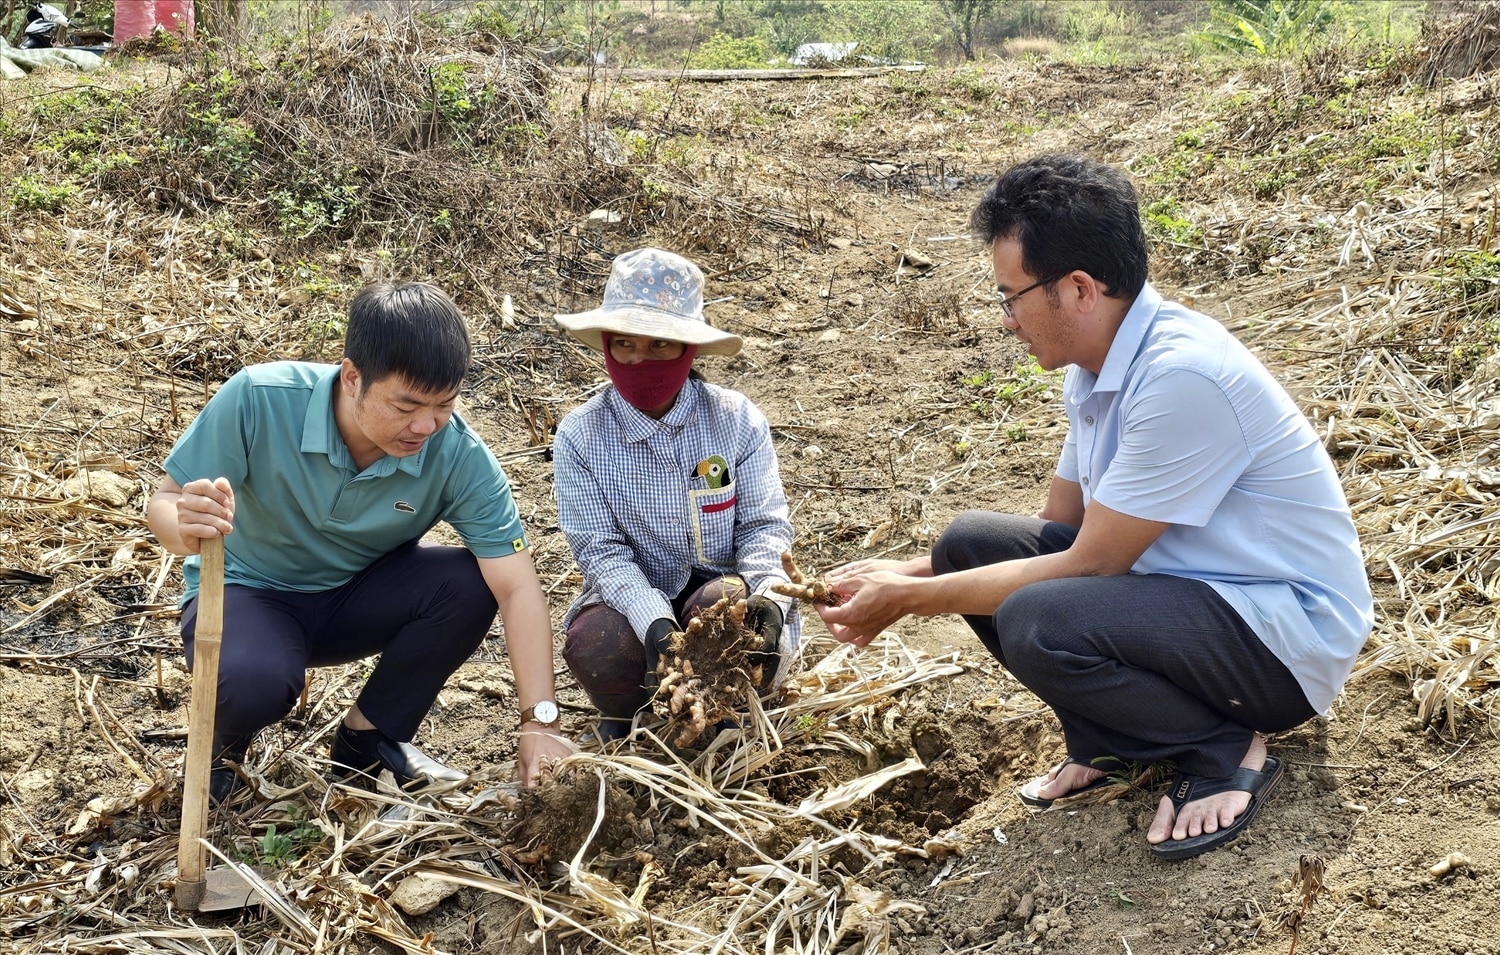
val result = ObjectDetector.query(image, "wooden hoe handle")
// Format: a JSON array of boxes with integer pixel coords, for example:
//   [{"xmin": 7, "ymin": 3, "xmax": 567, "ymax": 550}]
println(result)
[{"xmin": 175, "ymin": 535, "xmax": 225, "ymax": 911}]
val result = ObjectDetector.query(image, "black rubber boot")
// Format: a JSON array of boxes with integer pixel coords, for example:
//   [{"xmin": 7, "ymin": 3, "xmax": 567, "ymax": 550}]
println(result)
[{"xmin": 587, "ymin": 691, "xmax": 653, "ymax": 745}]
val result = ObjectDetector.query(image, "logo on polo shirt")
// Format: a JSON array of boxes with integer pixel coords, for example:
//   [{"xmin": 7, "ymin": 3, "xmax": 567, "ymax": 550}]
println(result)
[
  {"xmin": 512, "ymin": 538, "xmax": 526, "ymax": 552},
  {"xmin": 394, "ymin": 501, "xmax": 416, "ymax": 513}
]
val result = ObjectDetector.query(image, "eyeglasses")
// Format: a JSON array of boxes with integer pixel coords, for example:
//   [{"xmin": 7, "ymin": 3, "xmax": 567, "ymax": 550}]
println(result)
[{"xmin": 996, "ymin": 274, "xmax": 1066, "ymax": 320}]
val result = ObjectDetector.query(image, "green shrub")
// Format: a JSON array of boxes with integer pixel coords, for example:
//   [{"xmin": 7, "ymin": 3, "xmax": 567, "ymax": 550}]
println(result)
[
  {"xmin": 1198, "ymin": 0, "xmax": 1335, "ymax": 57},
  {"xmin": 1143, "ymin": 198, "xmax": 1202, "ymax": 245},
  {"xmin": 9, "ymin": 177, "xmax": 74, "ymax": 212},
  {"xmin": 690, "ymin": 31, "xmax": 772, "ymax": 69},
  {"xmin": 270, "ymin": 168, "xmax": 362, "ymax": 239}
]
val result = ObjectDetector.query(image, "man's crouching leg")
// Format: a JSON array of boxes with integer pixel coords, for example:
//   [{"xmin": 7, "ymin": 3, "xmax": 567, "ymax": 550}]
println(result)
[
  {"xmin": 318, "ymin": 544, "xmax": 496, "ymax": 789},
  {"xmin": 183, "ymin": 585, "xmax": 311, "ymax": 805}
]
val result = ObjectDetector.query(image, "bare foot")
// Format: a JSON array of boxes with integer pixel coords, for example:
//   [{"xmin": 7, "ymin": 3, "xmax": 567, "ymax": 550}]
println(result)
[
  {"xmin": 1029, "ymin": 759, "xmax": 1108, "ymax": 802},
  {"xmin": 1147, "ymin": 735, "xmax": 1267, "ymax": 846}
]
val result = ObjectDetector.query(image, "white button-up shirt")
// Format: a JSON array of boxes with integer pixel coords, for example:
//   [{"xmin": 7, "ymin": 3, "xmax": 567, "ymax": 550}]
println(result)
[{"xmin": 1058, "ymin": 284, "xmax": 1373, "ymax": 711}]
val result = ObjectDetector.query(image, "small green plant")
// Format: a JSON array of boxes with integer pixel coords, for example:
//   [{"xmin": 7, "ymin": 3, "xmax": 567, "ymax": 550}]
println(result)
[
  {"xmin": 947, "ymin": 67, "xmax": 995, "ymax": 102},
  {"xmin": 1172, "ymin": 123, "xmax": 1219, "ymax": 150},
  {"xmin": 832, "ymin": 106, "xmax": 870, "ymax": 130},
  {"xmin": 952, "ymin": 438, "xmax": 971, "ymax": 459},
  {"xmin": 961, "ymin": 360, "xmax": 1063, "ymax": 419},
  {"xmin": 69, "ymin": 150, "xmax": 138, "ymax": 177},
  {"xmin": 639, "ymin": 176, "xmax": 673, "ymax": 206},
  {"xmin": 288, "ymin": 261, "xmax": 352, "ymax": 302},
  {"xmin": 257, "ymin": 824, "xmax": 299, "ymax": 866},
  {"xmin": 167, "ymin": 67, "xmax": 257, "ymax": 177},
  {"xmin": 464, "ymin": 1, "xmax": 521, "ymax": 38},
  {"xmin": 427, "ymin": 62, "xmax": 500, "ymax": 141},
  {"xmin": 33, "ymin": 84, "xmax": 119, "ymax": 123},
  {"xmin": 1252, "ymin": 168, "xmax": 1296, "ymax": 199},
  {"xmin": 1098, "ymin": 756, "xmax": 1171, "ymax": 791},
  {"xmin": 499, "ymin": 120, "xmax": 547, "ymax": 155},
  {"xmin": 888, "ymin": 74, "xmax": 934, "ymax": 104},
  {"xmin": 1143, "ymin": 197, "xmax": 1202, "ymax": 246},
  {"xmin": 795, "ymin": 713, "xmax": 830, "ymax": 740},
  {"xmin": 1445, "ymin": 250, "xmax": 1500, "ymax": 301},
  {"xmin": 270, "ymin": 167, "xmax": 363, "ymax": 239},
  {"xmin": 657, "ymin": 133, "xmax": 703, "ymax": 167},
  {"xmin": 238, "ymin": 811, "xmax": 323, "ymax": 868},
  {"xmin": 9, "ymin": 177, "xmax": 75, "ymax": 212},
  {"xmin": 1351, "ymin": 109, "xmax": 1455, "ymax": 170}
]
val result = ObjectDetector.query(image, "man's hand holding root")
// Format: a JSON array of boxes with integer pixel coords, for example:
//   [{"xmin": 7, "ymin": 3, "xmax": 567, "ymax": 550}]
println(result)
[
  {"xmin": 518, "ymin": 724, "xmax": 576, "ymax": 787},
  {"xmin": 770, "ymin": 551, "xmax": 934, "ymax": 647},
  {"xmin": 815, "ymin": 569, "xmax": 921, "ymax": 647}
]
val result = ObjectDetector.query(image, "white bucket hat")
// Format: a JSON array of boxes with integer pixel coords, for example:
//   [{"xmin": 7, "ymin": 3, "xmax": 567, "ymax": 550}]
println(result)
[{"xmin": 554, "ymin": 248, "xmax": 743, "ymax": 357}]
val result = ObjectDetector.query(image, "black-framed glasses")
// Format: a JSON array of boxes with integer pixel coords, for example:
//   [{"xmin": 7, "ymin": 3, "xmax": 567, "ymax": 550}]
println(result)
[{"xmin": 996, "ymin": 274, "xmax": 1066, "ymax": 320}]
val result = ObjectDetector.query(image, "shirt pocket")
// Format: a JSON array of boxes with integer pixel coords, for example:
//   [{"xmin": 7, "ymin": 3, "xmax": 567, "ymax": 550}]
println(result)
[{"xmin": 686, "ymin": 485, "xmax": 737, "ymax": 566}]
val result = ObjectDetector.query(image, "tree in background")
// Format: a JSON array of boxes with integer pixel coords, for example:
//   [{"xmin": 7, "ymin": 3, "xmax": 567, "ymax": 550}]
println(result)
[
  {"xmin": 814, "ymin": 0, "xmax": 941, "ymax": 64},
  {"xmin": 1199, "ymin": 0, "xmax": 1335, "ymax": 56},
  {"xmin": 200, "ymin": 0, "xmax": 248, "ymax": 41},
  {"xmin": 753, "ymin": 0, "xmax": 822, "ymax": 58},
  {"xmin": 936, "ymin": 0, "xmax": 995, "ymax": 60}
]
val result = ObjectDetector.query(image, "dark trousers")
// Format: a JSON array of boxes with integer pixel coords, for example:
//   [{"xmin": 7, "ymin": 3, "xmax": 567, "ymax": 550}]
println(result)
[
  {"xmin": 562, "ymin": 573, "xmax": 746, "ymax": 718},
  {"xmin": 932, "ymin": 511, "xmax": 1315, "ymax": 778},
  {"xmin": 181, "ymin": 542, "xmax": 496, "ymax": 745}
]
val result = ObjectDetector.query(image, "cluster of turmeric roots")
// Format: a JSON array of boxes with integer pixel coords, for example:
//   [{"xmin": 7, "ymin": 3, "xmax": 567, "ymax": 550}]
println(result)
[{"xmin": 651, "ymin": 553, "xmax": 834, "ymax": 747}]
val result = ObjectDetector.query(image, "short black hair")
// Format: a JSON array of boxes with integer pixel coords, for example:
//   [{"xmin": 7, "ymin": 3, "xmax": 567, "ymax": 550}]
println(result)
[
  {"xmin": 343, "ymin": 283, "xmax": 471, "ymax": 395},
  {"xmin": 970, "ymin": 153, "xmax": 1148, "ymax": 300}
]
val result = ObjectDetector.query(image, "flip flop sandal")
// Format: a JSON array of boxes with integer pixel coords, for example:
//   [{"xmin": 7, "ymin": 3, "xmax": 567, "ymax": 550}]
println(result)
[
  {"xmin": 1018, "ymin": 755, "xmax": 1126, "ymax": 809},
  {"xmin": 1149, "ymin": 755, "xmax": 1286, "ymax": 861}
]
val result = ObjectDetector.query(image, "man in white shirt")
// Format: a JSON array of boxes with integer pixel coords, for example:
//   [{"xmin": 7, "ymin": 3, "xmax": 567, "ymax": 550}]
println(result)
[{"xmin": 817, "ymin": 154, "xmax": 1373, "ymax": 860}]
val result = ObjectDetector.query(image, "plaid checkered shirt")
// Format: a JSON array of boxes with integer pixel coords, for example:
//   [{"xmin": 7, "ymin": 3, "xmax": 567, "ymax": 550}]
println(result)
[{"xmin": 553, "ymin": 379, "xmax": 798, "ymax": 643}]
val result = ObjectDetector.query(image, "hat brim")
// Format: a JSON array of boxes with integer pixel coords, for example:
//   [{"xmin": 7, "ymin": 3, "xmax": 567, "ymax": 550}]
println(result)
[{"xmin": 554, "ymin": 306, "xmax": 743, "ymax": 357}]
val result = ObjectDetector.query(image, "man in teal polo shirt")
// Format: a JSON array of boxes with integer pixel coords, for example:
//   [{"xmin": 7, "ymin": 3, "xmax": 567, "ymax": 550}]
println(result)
[{"xmin": 147, "ymin": 282, "xmax": 572, "ymax": 803}]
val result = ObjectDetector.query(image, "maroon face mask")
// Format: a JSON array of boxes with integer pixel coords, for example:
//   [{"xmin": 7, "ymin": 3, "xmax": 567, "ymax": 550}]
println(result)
[{"xmin": 604, "ymin": 345, "xmax": 699, "ymax": 412}]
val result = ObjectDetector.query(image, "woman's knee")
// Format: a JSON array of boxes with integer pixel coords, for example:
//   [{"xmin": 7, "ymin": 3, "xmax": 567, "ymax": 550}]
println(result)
[
  {"xmin": 563, "ymin": 607, "xmax": 648, "ymax": 700},
  {"xmin": 682, "ymin": 575, "xmax": 746, "ymax": 618},
  {"xmin": 215, "ymin": 663, "xmax": 303, "ymax": 736}
]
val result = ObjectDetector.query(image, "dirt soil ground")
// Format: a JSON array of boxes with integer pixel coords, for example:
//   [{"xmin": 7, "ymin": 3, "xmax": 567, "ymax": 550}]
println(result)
[{"xmin": 4, "ymin": 35, "xmax": 1500, "ymax": 955}]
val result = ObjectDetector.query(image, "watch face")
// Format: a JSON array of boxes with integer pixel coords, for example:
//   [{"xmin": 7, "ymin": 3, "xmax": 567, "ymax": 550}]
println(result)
[{"xmin": 532, "ymin": 700, "xmax": 559, "ymax": 724}]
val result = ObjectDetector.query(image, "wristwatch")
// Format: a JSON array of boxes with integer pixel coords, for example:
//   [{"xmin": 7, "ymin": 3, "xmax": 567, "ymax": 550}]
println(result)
[{"xmin": 520, "ymin": 700, "xmax": 560, "ymax": 726}]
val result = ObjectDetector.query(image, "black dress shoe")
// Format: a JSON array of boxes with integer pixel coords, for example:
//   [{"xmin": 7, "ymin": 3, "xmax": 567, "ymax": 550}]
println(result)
[
  {"xmin": 329, "ymin": 725, "xmax": 467, "ymax": 791},
  {"xmin": 209, "ymin": 735, "xmax": 250, "ymax": 805}
]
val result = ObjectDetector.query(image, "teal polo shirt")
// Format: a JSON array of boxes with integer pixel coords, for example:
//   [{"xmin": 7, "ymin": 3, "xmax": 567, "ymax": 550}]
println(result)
[{"xmin": 163, "ymin": 361, "xmax": 527, "ymax": 604}]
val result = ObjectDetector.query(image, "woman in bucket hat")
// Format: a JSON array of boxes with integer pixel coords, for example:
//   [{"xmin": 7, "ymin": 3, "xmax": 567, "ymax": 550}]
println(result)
[{"xmin": 552, "ymin": 248, "xmax": 799, "ymax": 743}]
